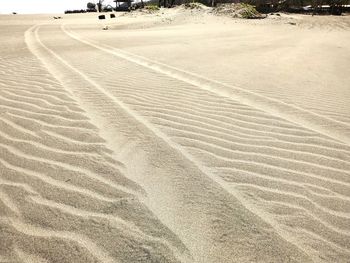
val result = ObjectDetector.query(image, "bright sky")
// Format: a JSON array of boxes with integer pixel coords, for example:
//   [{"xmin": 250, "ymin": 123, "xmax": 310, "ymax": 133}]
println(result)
[{"xmin": 0, "ymin": 0, "xmax": 115, "ymax": 14}]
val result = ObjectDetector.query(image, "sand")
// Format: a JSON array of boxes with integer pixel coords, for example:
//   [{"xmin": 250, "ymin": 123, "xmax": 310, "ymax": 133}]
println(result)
[{"xmin": 0, "ymin": 8, "xmax": 350, "ymax": 263}]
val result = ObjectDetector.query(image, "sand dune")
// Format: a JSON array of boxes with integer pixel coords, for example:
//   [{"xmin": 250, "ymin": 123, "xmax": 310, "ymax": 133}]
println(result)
[
  {"xmin": 1, "ymin": 11, "xmax": 350, "ymax": 263},
  {"xmin": 0, "ymin": 24, "xmax": 188, "ymax": 263},
  {"xmin": 82, "ymin": 11, "xmax": 350, "ymax": 127}
]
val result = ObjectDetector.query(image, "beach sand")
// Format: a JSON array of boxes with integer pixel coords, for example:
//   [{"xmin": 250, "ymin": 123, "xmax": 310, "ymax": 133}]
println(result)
[{"xmin": 1, "ymin": 8, "xmax": 350, "ymax": 263}]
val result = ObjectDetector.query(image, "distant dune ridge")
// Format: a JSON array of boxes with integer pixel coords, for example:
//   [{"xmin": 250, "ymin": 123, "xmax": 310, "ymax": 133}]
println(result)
[{"xmin": 1, "ymin": 10, "xmax": 350, "ymax": 263}]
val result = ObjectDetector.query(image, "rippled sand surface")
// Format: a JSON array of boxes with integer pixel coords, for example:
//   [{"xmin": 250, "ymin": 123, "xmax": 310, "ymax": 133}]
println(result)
[{"xmin": 1, "ymin": 11, "xmax": 350, "ymax": 263}]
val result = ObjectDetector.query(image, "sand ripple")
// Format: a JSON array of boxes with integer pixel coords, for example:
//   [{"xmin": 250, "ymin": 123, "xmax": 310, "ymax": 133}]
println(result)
[
  {"xmin": 28, "ymin": 24, "xmax": 350, "ymax": 262},
  {"xmin": 0, "ymin": 27, "xmax": 189, "ymax": 263},
  {"xmin": 1, "ymin": 20, "xmax": 349, "ymax": 263}
]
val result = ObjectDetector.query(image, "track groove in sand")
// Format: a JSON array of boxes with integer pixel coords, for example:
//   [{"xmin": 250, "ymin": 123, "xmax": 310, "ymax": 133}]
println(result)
[
  {"xmin": 19, "ymin": 23, "xmax": 350, "ymax": 262},
  {"xmin": 0, "ymin": 25, "xmax": 190, "ymax": 263},
  {"xmin": 21, "ymin": 24, "xmax": 313, "ymax": 262},
  {"xmin": 1, "ymin": 17, "xmax": 349, "ymax": 262},
  {"xmin": 33, "ymin": 23, "xmax": 307, "ymax": 245},
  {"xmin": 62, "ymin": 25, "xmax": 350, "ymax": 146}
]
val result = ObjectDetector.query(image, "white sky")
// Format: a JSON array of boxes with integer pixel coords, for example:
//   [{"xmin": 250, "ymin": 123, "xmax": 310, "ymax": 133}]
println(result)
[{"xmin": 0, "ymin": 0, "xmax": 116, "ymax": 14}]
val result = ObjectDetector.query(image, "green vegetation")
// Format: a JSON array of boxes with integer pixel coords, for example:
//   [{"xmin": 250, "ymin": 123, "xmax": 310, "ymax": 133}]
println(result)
[
  {"xmin": 214, "ymin": 3, "xmax": 265, "ymax": 19},
  {"xmin": 110, "ymin": 0, "xmax": 349, "ymax": 15},
  {"xmin": 183, "ymin": 2, "xmax": 206, "ymax": 9},
  {"xmin": 238, "ymin": 3, "xmax": 261, "ymax": 19},
  {"xmin": 145, "ymin": 4, "xmax": 160, "ymax": 11}
]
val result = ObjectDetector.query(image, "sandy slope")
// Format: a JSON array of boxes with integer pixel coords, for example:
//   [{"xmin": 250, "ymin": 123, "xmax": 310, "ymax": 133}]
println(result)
[
  {"xmin": 95, "ymin": 10, "xmax": 350, "ymax": 126},
  {"xmin": 1, "ymin": 10, "xmax": 350, "ymax": 263}
]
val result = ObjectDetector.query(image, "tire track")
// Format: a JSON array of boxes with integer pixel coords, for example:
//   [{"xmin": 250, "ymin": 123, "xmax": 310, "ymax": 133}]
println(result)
[
  {"xmin": 46, "ymin": 23, "xmax": 350, "ymax": 262},
  {"xmin": 23, "ymin": 23, "xmax": 318, "ymax": 263},
  {"xmin": 63, "ymin": 25, "xmax": 350, "ymax": 146},
  {"xmin": 43, "ymin": 23, "xmax": 322, "ymax": 259},
  {"xmin": 0, "ymin": 24, "xmax": 190, "ymax": 263}
]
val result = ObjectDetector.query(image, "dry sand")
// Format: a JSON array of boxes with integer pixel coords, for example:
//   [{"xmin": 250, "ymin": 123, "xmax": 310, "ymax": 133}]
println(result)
[{"xmin": 0, "ymin": 8, "xmax": 350, "ymax": 263}]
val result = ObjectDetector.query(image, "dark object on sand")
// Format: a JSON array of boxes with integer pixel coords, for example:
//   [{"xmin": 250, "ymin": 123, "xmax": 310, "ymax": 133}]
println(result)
[
  {"xmin": 98, "ymin": 15, "xmax": 106, "ymax": 19},
  {"xmin": 65, "ymin": 9, "xmax": 87, "ymax": 14},
  {"xmin": 12, "ymin": 12, "xmax": 17, "ymax": 15},
  {"xmin": 110, "ymin": 14, "xmax": 116, "ymax": 18},
  {"xmin": 53, "ymin": 16, "xmax": 62, "ymax": 19}
]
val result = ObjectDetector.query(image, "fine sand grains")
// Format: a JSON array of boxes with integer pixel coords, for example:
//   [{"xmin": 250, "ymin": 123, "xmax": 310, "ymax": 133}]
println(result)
[
  {"xmin": 1, "ymin": 12, "xmax": 350, "ymax": 263},
  {"xmin": 0, "ymin": 22, "xmax": 188, "ymax": 263}
]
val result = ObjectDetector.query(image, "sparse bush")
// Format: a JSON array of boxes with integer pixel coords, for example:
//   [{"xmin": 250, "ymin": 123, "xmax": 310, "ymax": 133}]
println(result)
[
  {"xmin": 214, "ymin": 3, "xmax": 264, "ymax": 19},
  {"xmin": 145, "ymin": 4, "xmax": 160, "ymax": 11},
  {"xmin": 87, "ymin": 2, "xmax": 96, "ymax": 10},
  {"xmin": 239, "ymin": 3, "xmax": 261, "ymax": 18},
  {"xmin": 183, "ymin": 2, "xmax": 207, "ymax": 9}
]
